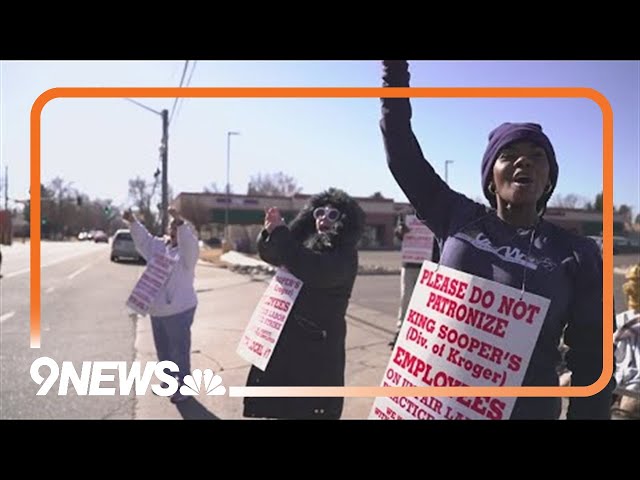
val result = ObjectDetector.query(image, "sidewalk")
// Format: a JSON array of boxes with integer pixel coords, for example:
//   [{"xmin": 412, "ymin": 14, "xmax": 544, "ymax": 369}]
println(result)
[{"xmin": 133, "ymin": 257, "xmax": 394, "ymax": 420}]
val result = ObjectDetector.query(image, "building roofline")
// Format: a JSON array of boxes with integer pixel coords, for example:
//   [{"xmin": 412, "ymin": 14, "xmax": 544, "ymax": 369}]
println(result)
[
  {"xmin": 176, "ymin": 191, "xmax": 396, "ymax": 203},
  {"xmin": 175, "ymin": 192, "xmax": 626, "ymax": 221}
]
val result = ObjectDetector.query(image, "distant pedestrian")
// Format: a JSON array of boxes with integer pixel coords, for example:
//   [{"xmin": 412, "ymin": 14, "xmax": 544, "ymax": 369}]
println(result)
[{"xmin": 612, "ymin": 264, "xmax": 640, "ymax": 419}]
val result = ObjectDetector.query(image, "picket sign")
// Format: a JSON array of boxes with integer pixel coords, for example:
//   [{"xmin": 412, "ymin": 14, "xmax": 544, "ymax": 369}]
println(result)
[
  {"xmin": 237, "ymin": 268, "xmax": 304, "ymax": 371},
  {"xmin": 126, "ymin": 251, "xmax": 177, "ymax": 316},
  {"xmin": 370, "ymin": 261, "xmax": 550, "ymax": 421},
  {"xmin": 401, "ymin": 214, "xmax": 434, "ymax": 264}
]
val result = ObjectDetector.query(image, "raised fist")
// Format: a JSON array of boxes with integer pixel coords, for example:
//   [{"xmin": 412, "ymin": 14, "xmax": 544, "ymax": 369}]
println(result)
[
  {"xmin": 168, "ymin": 206, "xmax": 181, "ymax": 219},
  {"xmin": 123, "ymin": 209, "xmax": 135, "ymax": 223},
  {"xmin": 264, "ymin": 207, "xmax": 285, "ymax": 234}
]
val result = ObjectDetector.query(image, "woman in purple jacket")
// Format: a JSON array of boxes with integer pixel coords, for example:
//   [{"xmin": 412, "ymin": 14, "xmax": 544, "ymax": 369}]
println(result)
[{"xmin": 380, "ymin": 60, "xmax": 615, "ymax": 420}]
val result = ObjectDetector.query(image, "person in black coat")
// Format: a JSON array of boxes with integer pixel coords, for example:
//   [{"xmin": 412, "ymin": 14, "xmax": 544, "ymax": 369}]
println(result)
[{"xmin": 243, "ymin": 188, "xmax": 365, "ymax": 420}]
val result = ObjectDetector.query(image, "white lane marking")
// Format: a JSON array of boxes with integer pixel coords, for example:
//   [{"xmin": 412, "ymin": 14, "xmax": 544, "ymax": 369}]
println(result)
[
  {"xmin": 3, "ymin": 248, "xmax": 106, "ymax": 279},
  {"xmin": 67, "ymin": 263, "xmax": 92, "ymax": 280},
  {"xmin": 0, "ymin": 311, "xmax": 16, "ymax": 323},
  {"xmin": 3, "ymin": 269, "xmax": 30, "ymax": 279},
  {"xmin": 67, "ymin": 258, "xmax": 102, "ymax": 280}
]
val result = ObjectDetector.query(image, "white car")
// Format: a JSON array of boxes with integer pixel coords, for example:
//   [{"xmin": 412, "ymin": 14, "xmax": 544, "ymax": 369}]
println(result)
[{"xmin": 110, "ymin": 229, "xmax": 144, "ymax": 263}]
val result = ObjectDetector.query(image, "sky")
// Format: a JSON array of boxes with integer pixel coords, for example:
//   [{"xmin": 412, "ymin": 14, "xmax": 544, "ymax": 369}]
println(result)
[{"xmin": 1, "ymin": 60, "xmax": 639, "ymax": 219}]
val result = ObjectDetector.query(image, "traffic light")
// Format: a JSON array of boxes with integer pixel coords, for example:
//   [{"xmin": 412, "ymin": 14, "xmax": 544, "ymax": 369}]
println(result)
[{"xmin": 103, "ymin": 205, "xmax": 115, "ymax": 219}]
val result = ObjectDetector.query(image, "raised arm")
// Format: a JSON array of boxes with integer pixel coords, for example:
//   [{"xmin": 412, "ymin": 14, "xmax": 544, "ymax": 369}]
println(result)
[
  {"xmin": 258, "ymin": 206, "xmax": 356, "ymax": 287},
  {"xmin": 123, "ymin": 209, "xmax": 164, "ymax": 261},
  {"xmin": 256, "ymin": 206, "xmax": 287, "ymax": 266},
  {"xmin": 260, "ymin": 226, "xmax": 357, "ymax": 289},
  {"xmin": 257, "ymin": 228, "xmax": 285, "ymax": 266},
  {"xmin": 380, "ymin": 60, "xmax": 466, "ymax": 238},
  {"xmin": 169, "ymin": 207, "xmax": 200, "ymax": 270}
]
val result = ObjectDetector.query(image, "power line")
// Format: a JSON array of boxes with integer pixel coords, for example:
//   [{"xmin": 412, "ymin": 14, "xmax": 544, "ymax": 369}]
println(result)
[
  {"xmin": 172, "ymin": 61, "xmax": 197, "ymax": 126},
  {"xmin": 124, "ymin": 61, "xmax": 194, "ymax": 233},
  {"xmin": 169, "ymin": 60, "xmax": 189, "ymax": 126},
  {"xmin": 123, "ymin": 98, "xmax": 163, "ymax": 116},
  {"xmin": 186, "ymin": 60, "xmax": 197, "ymax": 87}
]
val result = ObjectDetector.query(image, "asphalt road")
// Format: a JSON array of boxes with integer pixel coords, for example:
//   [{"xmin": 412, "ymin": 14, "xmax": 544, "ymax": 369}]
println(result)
[{"xmin": 1, "ymin": 241, "xmax": 144, "ymax": 419}]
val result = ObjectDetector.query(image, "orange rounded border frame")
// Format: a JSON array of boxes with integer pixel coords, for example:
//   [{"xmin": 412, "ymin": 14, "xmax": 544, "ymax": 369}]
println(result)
[{"xmin": 30, "ymin": 87, "xmax": 613, "ymax": 399}]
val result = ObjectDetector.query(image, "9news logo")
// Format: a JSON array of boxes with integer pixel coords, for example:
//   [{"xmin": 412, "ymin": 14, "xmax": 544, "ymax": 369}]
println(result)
[{"xmin": 30, "ymin": 357, "xmax": 226, "ymax": 397}]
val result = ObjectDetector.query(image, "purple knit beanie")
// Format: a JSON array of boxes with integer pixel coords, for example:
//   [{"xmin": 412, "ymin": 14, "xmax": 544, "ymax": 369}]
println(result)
[{"xmin": 481, "ymin": 122, "xmax": 558, "ymax": 211}]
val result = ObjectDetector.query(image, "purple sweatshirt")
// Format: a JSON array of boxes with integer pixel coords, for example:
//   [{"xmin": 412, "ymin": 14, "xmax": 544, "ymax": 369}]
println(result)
[{"xmin": 380, "ymin": 61, "xmax": 614, "ymax": 420}]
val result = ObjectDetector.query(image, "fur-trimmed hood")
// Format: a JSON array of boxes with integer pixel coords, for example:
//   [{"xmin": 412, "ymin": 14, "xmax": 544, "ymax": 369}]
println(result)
[{"xmin": 288, "ymin": 188, "xmax": 365, "ymax": 251}]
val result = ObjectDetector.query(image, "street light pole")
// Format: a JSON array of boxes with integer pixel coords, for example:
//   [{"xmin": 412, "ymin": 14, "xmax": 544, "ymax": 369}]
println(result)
[
  {"xmin": 4, "ymin": 165, "xmax": 8, "ymax": 210},
  {"xmin": 445, "ymin": 160, "xmax": 454, "ymax": 185},
  {"xmin": 225, "ymin": 131, "xmax": 240, "ymax": 246},
  {"xmin": 160, "ymin": 109, "xmax": 169, "ymax": 234}
]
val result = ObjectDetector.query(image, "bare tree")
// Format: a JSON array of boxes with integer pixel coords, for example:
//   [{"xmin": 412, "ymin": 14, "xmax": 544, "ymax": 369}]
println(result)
[
  {"xmin": 179, "ymin": 196, "xmax": 211, "ymax": 235},
  {"xmin": 549, "ymin": 193, "xmax": 587, "ymax": 209},
  {"xmin": 593, "ymin": 192, "xmax": 603, "ymax": 212},
  {"xmin": 617, "ymin": 204, "xmax": 633, "ymax": 223},
  {"xmin": 203, "ymin": 182, "xmax": 221, "ymax": 193},
  {"xmin": 45, "ymin": 177, "xmax": 77, "ymax": 238},
  {"xmin": 247, "ymin": 172, "xmax": 302, "ymax": 197},
  {"xmin": 128, "ymin": 176, "xmax": 161, "ymax": 234},
  {"xmin": 21, "ymin": 178, "xmax": 126, "ymax": 238}
]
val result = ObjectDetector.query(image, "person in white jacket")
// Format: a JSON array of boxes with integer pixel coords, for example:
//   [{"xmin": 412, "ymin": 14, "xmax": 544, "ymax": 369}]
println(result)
[
  {"xmin": 123, "ymin": 206, "xmax": 200, "ymax": 404},
  {"xmin": 612, "ymin": 264, "xmax": 640, "ymax": 419}
]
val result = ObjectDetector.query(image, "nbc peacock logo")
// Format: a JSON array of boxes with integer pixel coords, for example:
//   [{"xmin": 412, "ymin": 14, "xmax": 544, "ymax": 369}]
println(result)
[{"xmin": 179, "ymin": 369, "xmax": 226, "ymax": 397}]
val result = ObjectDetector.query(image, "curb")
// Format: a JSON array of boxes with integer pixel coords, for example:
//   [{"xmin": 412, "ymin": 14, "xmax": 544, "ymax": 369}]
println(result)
[
  {"xmin": 199, "ymin": 252, "xmax": 401, "ymax": 277},
  {"xmin": 358, "ymin": 266, "xmax": 401, "ymax": 276},
  {"xmin": 218, "ymin": 264, "xmax": 401, "ymax": 277}
]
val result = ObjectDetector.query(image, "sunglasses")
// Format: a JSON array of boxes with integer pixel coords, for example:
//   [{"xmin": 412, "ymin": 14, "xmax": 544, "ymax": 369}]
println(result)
[{"xmin": 313, "ymin": 206, "xmax": 341, "ymax": 222}]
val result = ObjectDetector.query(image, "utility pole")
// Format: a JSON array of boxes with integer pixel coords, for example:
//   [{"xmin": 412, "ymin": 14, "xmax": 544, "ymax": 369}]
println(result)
[
  {"xmin": 224, "ymin": 131, "xmax": 240, "ymax": 248},
  {"xmin": 4, "ymin": 165, "xmax": 7, "ymax": 210},
  {"xmin": 161, "ymin": 109, "xmax": 169, "ymax": 234},
  {"xmin": 124, "ymin": 99, "xmax": 170, "ymax": 236}
]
